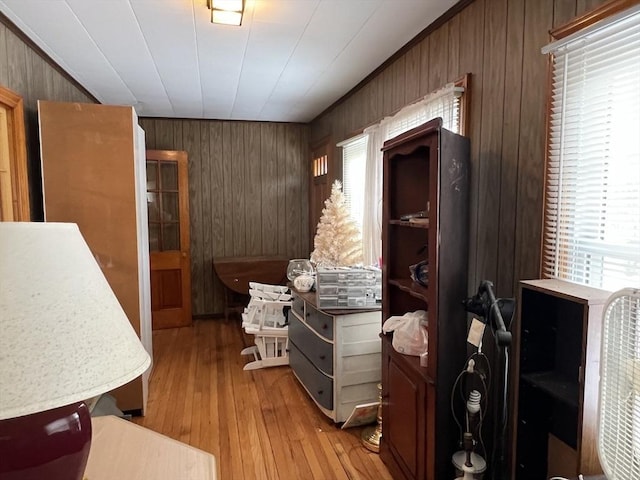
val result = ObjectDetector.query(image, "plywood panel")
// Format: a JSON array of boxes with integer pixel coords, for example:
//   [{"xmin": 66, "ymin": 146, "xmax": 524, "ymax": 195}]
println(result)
[
  {"xmin": 244, "ymin": 122, "xmax": 262, "ymax": 254},
  {"xmin": 459, "ymin": 0, "xmax": 485, "ymax": 292},
  {"xmin": 260, "ymin": 122, "xmax": 278, "ymax": 255},
  {"xmin": 419, "ymin": 36, "xmax": 431, "ymax": 96},
  {"xmin": 514, "ymin": 0, "xmax": 553, "ymax": 284},
  {"xmin": 182, "ymin": 121, "xmax": 202, "ymax": 315},
  {"xmin": 199, "ymin": 122, "xmax": 214, "ymax": 314},
  {"xmin": 576, "ymin": 0, "xmax": 608, "ymax": 15},
  {"xmin": 498, "ymin": 0, "xmax": 526, "ymax": 298},
  {"xmin": 554, "ymin": 0, "xmax": 577, "ymax": 27},
  {"xmin": 392, "ymin": 56, "xmax": 406, "ymax": 113},
  {"xmin": 475, "ymin": 0, "xmax": 507, "ymax": 290},
  {"xmin": 0, "ymin": 24, "xmax": 8, "ymax": 85},
  {"xmin": 208, "ymin": 122, "xmax": 225, "ymax": 313},
  {"xmin": 428, "ymin": 23, "xmax": 449, "ymax": 93},
  {"xmin": 404, "ymin": 45, "xmax": 422, "ymax": 105},
  {"xmin": 222, "ymin": 121, "xmax": 234, "ymax": 257},
  {"xmin": 448, "ymin": 14, "xmax": 461, "ymax": 81}
]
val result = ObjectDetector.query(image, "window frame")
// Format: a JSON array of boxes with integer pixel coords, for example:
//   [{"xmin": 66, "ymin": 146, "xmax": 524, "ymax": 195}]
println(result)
[{"xmin": 540, "ymin": 0, "xmax": 640, "ymax": 289}]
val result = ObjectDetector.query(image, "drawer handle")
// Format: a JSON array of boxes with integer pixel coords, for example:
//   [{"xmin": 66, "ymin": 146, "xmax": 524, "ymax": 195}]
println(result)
[
  {"xmin": 305, "ymin": 312, "xmax": 310, "ymax": 318},
  {"xmin": 317, "ymin": 390, "xmax": 323, "ymax": 395},
  {"xmin": 319, "ymin": 355, "xmax": 326, "ymax": 360},
  {"xmin": 321, "ymin": 324, "xmax": 328, "ymax": 330}
]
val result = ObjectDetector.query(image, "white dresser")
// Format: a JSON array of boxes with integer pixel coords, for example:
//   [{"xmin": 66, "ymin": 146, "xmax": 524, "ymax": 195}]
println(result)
[{"xmin": 288, "ymin": 291, "xmax": 381, "ymax": 423}]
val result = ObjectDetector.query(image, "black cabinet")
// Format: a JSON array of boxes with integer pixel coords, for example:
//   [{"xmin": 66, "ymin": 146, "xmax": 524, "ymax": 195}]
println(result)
[{"xmin": 511, "ymin": 279, "xmax": 609, "ymax": 479}]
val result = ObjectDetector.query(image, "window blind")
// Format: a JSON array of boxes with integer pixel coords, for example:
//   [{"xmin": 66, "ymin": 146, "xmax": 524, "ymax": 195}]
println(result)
[
  {"xmin": 543, "ymin": 6, "xmax": 640, "ymax": 290},
  {"xmin": 340, "ymin": 135, "xmax": 367, "ymax": 232}
]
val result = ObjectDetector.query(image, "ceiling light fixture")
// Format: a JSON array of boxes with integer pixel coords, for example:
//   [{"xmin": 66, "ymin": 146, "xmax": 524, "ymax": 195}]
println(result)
[{"xmin": 209, "ymin": 0, "xmax": 244, "ymax": 26}]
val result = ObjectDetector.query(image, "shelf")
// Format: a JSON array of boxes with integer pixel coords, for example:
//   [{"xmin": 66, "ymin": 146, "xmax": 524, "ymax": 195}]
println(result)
[
  {"xmin": 389, "ymin": 219, "xmax": 429, "ymax": 229},
  {"xmin": 388, "ymin": 278, "xmax": 429, "ymax": 302},
  {"xmin": 521, "ymin": 371, "xmax": 579, "ymax": 408},
  {"xmin": 382, "ymin": 334, "xmax": 433, "ymax": 384}
]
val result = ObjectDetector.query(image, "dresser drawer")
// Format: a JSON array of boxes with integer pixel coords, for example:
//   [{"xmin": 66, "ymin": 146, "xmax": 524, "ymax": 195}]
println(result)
[
  {"xmin": 288, "ymin": 311, "xmax": 333, "ymax": 375},
  {"xmin": 289, "ymin": 342, "xmax": 333, "ymax": 411},
  {"xmin": 305, "ymin": 303, "xmax": 334, "ymax": 340}
]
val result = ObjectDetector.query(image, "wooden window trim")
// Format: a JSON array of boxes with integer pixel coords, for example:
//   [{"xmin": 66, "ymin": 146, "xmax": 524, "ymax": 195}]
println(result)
[
  {"xmin": 550, "ymin": 0, "xmax": 640, "ymax": 40},
  {"xmin": 0, "ymin": 86, "xmax": 30, "ymax": 221}
]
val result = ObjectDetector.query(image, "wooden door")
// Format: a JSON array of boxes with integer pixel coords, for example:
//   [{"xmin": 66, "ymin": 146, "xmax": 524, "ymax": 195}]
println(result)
[{"xmin": 146, "ymin": 150, "xmax": 191, "ymax": 329}]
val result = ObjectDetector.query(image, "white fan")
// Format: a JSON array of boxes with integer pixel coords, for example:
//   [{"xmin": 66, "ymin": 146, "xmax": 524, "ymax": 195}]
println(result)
[{"xmin": 599, "ymin": 288, "xmax": 640, "ymax": 479}]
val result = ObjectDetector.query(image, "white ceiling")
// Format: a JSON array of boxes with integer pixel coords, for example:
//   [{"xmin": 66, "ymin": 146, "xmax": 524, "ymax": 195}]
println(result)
[{"xmin": 0, "ymin": 0, "xmax": 459, "ymax": 123}]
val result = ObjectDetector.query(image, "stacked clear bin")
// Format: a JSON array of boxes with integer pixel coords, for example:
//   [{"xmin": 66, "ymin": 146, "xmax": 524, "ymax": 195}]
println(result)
[{"xmin": 315, "ymin": 266, "xmax": 382, "ymax": 309}]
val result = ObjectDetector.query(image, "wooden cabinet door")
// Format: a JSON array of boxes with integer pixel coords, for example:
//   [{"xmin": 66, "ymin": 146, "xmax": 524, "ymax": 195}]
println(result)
[
  {"xmin": 382, "ymin": 339, "xmax": 429, "ymax": 480},
  {"xmin": 146, "ymin": 149, "xmax": 191, "ymax": 329}
]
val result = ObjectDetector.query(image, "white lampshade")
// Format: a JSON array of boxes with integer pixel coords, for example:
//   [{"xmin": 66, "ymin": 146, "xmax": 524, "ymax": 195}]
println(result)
[{"xmin": 0, "ymin": 222, "xmax": 151, "ymax": 420}]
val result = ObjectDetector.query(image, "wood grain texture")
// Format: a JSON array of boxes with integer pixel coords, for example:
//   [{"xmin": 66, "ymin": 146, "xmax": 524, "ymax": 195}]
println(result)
[
  {"xmin": 143, "ymin": 118, "xmax": 309, "ymax": 316},
  {"xmin": 133, "ymin": 319, "xmax": 392, "ymax": 480},
  {"xmin": 476, "ymin": 0, "xmax": 507, "ymax": 293},
  {"xmin": 498, "ymin": 0, "xmax": 526, "ymax": 298},
  {"xmin": 459, "ymin": 0, "xmax": 486, "ymax": 292},
  {"xmin": 308, "ymin": 0, "xmax": 595, "ymax": 302}
]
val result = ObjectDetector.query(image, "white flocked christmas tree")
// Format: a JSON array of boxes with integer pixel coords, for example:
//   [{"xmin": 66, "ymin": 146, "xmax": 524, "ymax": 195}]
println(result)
[{"xmin": 311, "ymin": 180, "xmax": 363, "ymax": 267}]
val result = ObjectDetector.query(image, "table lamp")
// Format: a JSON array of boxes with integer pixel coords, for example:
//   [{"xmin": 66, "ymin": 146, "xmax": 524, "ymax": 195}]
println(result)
[{"xmin": 0, "ymin": 222, "xmax": 151, "ymax": 480}]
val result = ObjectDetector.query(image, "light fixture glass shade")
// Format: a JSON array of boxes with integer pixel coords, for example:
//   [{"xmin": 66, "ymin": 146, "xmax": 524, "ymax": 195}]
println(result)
[
  {"xmin": 0, "ymin": 222, "xmax": 151, "ymax": 421},
  {"xmin": 210, "ymin": 0, "xmax": 244, "ymax": 25},
  {"xmin": 211, "ymin": 9, "xmax": 243, "ymax": 25}
]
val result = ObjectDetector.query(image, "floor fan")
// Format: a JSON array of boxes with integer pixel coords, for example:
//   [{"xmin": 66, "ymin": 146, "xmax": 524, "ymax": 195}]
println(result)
[{"xmin": 598, "ymin": 288, "xmax": 640, "ymax": 480}]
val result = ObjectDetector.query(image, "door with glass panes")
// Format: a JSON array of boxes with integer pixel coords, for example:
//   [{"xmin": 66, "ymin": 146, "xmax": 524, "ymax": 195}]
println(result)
[{"xmin": 146, "ymin": 149, "xmax": 191, "ymax": 329}]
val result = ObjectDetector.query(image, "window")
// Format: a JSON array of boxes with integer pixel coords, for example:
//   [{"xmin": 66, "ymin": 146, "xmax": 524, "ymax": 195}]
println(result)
[
  {"xmin": 542, "ymin": 5, "xmax": 640, "ymax": 291},
  {"xmin": 338, "ymin": 81, "xmax": 467, "ymax": 265},
  {"xmin": 340, "ymin": 135, "xmax": 367, "ymax": 233}
]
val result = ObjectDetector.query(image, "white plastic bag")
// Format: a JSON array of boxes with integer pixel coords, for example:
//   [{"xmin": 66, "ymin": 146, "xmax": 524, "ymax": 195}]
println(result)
[{"xmin": 382, "ymin": 310, "xmax": 428, "ymax": 356}]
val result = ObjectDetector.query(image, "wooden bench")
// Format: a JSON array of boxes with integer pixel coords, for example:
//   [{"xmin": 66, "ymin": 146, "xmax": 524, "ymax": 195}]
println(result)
[{"xmin": 212, "ymin": 256, "xmax": 289, "ymax": 320}]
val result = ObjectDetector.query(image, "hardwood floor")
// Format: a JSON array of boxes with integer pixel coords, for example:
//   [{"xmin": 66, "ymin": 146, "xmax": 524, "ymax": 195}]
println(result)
[{"xmin": 133, "ymin": 318, "xmax": 393, "ymax": 480}]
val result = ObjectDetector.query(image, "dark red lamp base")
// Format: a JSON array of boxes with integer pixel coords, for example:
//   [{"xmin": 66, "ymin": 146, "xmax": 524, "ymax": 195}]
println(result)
[{"xmin": 0, "ymin": 402, "xmax": 92, "ymax": 480}]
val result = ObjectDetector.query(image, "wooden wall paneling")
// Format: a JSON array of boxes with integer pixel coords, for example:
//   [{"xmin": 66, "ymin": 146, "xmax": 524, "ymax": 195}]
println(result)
[
  {"xmin": 139, "ymin": 118, "xmax": 156, "ymax": 147},
  {"xmin": 554, "ymin": 0, "xmax": 578, "ymax": 27},
  {"xmin": 392, "ymin": 55, "xmax": 406, "ymax": 113},
  {"xmin": 497, "ymin": 0, "xmax": 526, "ymax": 298},
  {"xmin": 260, "ymin": 122, "xmax": 278, "ymax": 254},
  {"xmin": 183, "ymin": 120, "xmax": 203, "ymax": 316},
  {"xmin": 0, "ymin": 24, "xmax": 8, "ymax": 85},
  {"xmin": 576, "ymin": 0, "xmax": 609, "ymax": 15},
  {"xmin": 199, "ymin": 122, "xmax": 214, "ymax": 314},
  {"xmin": 6, "ymin": 28, "xmax": 27, "ymax": 104},
  {"xmin": 382, "ymin": 66, "xmax": 394, "ymax": 117},
  {"xmin": 231, "ymin": 123, "xmax": 246, "ymax": 256},
  {"xmin": 285, "ymin": 126, "xmax": 302, "ymax": 257},
  {"xmin": 419, "ymin": 36, "xmax": 431, "ymax": 98},
  {"xmin": 513, "ymin": 0, "xmax": 554, "ymax": 285},
  {"xmin": 346, "ymin": 89, "xmax": 361, "ymax": 136},
  {"xmin": 476, "ymin": 0, "xmax": 508, "ymax": 292},
  {"xmin": 448, "ymin": 14, "xmax": 461, "ymax": 82},
  {"xmin": 208, "ymin": 122, "xmax": 225, "ymax": 314},
  {"xmin": 155, "ymin": 119, "xmax": 174, "ymax": 151},
  {"xmin": 222, "ymin": 121, "xmax": 234, "ymax": 256},
  {"xmin": 427, "ymin": 23, "xmax": 449, "ymax": 93},
  {"xmin": 275, "ymin": 123, "xmax": 288, "ymax": 256},
  {"xmin": 458, "ymin": 0, "xmax": 486, "ymax": 292},
  {"xmin": 404, "ymin": 44, "xmax": 422, "ymax": 106},
  {"xmin": 368, "ymin": 78, "xmax": 381, "ymax": 126},
  {"xmin": 244, "ymin": 122, "xmax": 262, "ymax": 254}
]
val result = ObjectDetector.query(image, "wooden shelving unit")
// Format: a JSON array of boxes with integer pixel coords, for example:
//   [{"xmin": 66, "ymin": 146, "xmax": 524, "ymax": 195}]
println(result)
[
  {"xmin": 510, "ymin": 279, "xmax": 610, "ymax": 479},
  {"xmin": 380, "ymin": 118, "xmax": 470, "ymax": 480}
]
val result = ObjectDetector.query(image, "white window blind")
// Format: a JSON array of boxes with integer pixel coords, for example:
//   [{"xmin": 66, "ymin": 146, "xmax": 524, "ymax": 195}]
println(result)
[
  {"xmin": 386, "ymin": 84, "xmax": 463, "ymax": 139},
  {"xmin": 542, "ymin": 6, "xmax": 640, "ymax": 291},
  {"xmin": 340, "ymin": 134, "xmax": 367, "ymax": 233}
]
